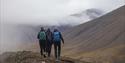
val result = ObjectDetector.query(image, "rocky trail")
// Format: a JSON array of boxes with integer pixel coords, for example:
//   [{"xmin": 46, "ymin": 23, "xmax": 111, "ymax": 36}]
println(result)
[{"xmin": 0, "ymin": 51, "xmax": 90, "ymax": 63}]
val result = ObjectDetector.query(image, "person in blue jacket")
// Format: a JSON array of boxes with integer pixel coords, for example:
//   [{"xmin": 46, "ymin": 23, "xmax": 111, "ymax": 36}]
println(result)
[{"xmin": 53, "ymin": 29, "xmax": 64, "ymax": 60}]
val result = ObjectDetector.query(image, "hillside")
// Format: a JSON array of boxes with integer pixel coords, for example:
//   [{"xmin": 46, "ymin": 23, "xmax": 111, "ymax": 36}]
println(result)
[{"xmin": 62, "ymin": 5, "xmax": 125, "ymax": 63}]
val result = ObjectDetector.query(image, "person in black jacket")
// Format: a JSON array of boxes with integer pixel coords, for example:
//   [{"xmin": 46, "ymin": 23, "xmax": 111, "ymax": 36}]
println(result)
[
  {"xmin": 53, "ymin": 29, "xmax": 64, "ymax": 60},
  {"xmin": 46, "ymin": 28, "xmax": 53, "ymax": 57}
]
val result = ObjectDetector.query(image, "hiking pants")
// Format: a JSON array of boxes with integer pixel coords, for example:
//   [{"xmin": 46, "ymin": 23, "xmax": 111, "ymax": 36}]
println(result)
[
  {"xmin": 39, "ymin": 40, "xmax": 46, "ymax": 56},
  {"xmin": 54, "ymin": 41, "xmax": 61, "ymax": 59},
  {"xmin": 46, "ymin": 40, "xmax": 53, "ymax": 57}
]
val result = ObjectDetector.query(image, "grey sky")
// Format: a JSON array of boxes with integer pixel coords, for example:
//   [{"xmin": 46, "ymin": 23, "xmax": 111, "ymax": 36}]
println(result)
[{"xmin": 1, "ymin": 0, "xmax": 125, "ymax": 25}]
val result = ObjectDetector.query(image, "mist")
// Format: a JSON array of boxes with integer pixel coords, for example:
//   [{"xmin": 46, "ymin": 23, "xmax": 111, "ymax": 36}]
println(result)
[
  {"xmin": 1, "ymin": 0, "xmax": 125, "ymax": 25},
  {"xmin": 0, "ymin": 0, "xmax": 125, "ymax": 53}
]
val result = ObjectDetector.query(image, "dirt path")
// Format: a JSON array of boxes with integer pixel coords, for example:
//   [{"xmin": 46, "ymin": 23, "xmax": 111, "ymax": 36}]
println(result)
[{"xmin": 0, "ymin": 51, "xmax": 89, "ymax": 63}]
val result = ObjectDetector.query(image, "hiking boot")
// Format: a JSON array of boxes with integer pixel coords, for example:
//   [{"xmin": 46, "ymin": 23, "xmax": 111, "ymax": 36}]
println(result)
[
  {"xmin": 43, "ymin": 52, "xmax": 46, "ymax": 58},
  {"xmin": 43, "ymin": 54, "xmax": 46, "ymax": 58}
]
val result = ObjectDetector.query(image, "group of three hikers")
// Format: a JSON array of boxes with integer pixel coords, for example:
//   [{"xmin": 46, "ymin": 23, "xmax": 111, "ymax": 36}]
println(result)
[{"xmin": 37, "ymin": 27, "xmax": 64, "ymax": 61}]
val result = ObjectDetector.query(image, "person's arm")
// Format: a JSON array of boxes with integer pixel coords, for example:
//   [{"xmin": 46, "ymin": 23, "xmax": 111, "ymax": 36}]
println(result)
[{"xmin": 60, "ymin": 32, "xmax": 64, "ymax": 44}]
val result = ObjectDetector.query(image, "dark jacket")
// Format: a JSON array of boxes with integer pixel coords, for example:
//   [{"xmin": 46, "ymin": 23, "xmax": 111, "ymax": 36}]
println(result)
[{"xmin": 46, "ymin": 31, "xmax": 53, "ymax": 42}]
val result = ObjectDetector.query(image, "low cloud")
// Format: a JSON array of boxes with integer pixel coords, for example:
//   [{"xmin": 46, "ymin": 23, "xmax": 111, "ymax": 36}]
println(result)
[{"xmin": 1, "ymin": 0, "xmax": 125, "ymax": 25}]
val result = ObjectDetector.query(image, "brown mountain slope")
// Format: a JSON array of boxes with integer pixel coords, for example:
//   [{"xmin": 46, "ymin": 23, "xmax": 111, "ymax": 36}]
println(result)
[{"xmin": 62, "ymin": 5, "xmax": 125, "ymax": 63}]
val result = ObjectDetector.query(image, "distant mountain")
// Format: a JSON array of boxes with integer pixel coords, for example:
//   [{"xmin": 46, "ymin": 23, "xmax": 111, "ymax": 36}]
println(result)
[
  {"xmin": 59, "ymin": 8, "xmax": 104, "ymax": 26},
  {"xmin": 85, "ymin": 9, "xmax": 104, "ymax": 19},
  {"xmin": 62, "ymin": 5, "xmax": 125, "ymax": 63},
  {"xmin": 71, "ymin": 8, "xmax": 103, "ymax": 18},
  {"xmin": 1, "ymin": 24, "xmax": 39, "ymax": 53}
]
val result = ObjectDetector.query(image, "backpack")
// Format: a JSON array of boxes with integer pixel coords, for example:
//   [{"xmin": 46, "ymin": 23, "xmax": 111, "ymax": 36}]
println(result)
[
  {"xmin": 39, "ymin": 31, "xmax": 46, "ymax": 40},
  {"xmin": 53, "ymin": 32, "xmax": 61, "ymax": 42}
]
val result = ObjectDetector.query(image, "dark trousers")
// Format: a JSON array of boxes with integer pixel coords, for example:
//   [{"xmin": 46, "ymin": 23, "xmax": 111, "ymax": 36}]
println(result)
[
  {"xmin": 54, "ymin": 41, "xmax": 61, "ymax": 59},
  {"xmin": 39, "ymin": 40, "xmax": 46, "ymax": 56},
  {"xmin": 46, "ymin": 40, "xmax": 52, "ymax": 57}
]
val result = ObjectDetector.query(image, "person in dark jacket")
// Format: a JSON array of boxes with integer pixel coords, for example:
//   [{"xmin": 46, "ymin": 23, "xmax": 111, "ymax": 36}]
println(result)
[
  {"xmin": 37, "ymin": 27, "xmax": 47, "ymax": 58},
  {"xmin": 53, "ymin": 29, "xmax": 64, "ymax": 60},
  {"xmin": 46, "ymin": 28, "xmax": 53, "ymax": 57}
]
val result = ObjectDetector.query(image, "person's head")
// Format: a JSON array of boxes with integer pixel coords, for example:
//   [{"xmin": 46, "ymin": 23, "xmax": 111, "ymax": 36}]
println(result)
[
  {"xmin": 54, "ymin": 29, "xmax": 58, "ymax": 32},
  {"xmin": 47, "ymin": 28, "xmax": 51, "ymax": 32},
  {"xmin": 40, "ymin": 27, "xmax": 44, "ymax": 31}
]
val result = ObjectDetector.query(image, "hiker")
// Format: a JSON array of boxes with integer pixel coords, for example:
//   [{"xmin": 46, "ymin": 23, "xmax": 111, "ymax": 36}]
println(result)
[
  {"xmin": 53, "ymin": 29, "xmax": 64, "ymax": 60},
  {"xmin": 37, "ymin": 27, "xmax": 47, "ymax": 58},
  {"xmin": 46, "ymin": 28, "xmax": 53, "ymax": 57}
]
